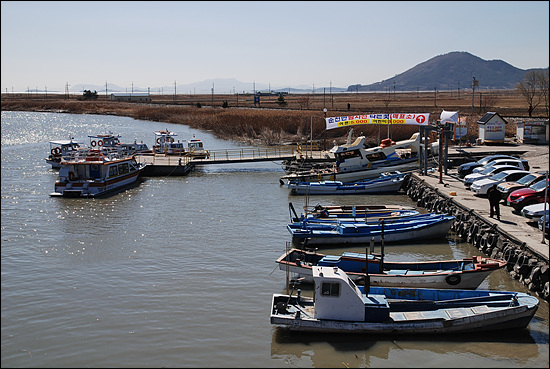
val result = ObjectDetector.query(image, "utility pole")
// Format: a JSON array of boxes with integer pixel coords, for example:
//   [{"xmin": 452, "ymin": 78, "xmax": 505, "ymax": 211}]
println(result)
[
  {"xmin": 471, "ymin": 76, "xmax": 478, "ymax": 115},
  {"xmin": 105, "ymin": 81, "xmax": 108, "ymax": 97},
  {"xmin": 174, "ymin": 81, "xmax": 177, "ymax": 102}
]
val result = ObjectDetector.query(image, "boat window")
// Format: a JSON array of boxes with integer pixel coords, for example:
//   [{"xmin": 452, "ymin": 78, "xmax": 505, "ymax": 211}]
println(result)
[
  {"xmin": 118, "ymin": 163, "xmax": 130, "ymax": 174},
  {"xmin": 109, "ymin": 166, "xmax": 119, "ymax": 177},
  {"xmin": 365, "ymin": 152, "xmax": 387, "ymax": 162},
  {"xmin": 321, "ymin": 282, "xmax": 340, "ymax": 297},
  {"xmin": 336, "ymin": 150, "xmax": 361, "ymax": 161}
]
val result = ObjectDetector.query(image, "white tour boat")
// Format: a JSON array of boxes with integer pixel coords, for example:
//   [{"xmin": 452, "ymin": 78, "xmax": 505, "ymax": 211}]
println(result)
[
  {"xmin": 50, "ymin": 149, "xmax": 146, "ymax": 198},
  {"xmin": 281, "ymin": 132, "xmax": 422, "ymax": 184}
]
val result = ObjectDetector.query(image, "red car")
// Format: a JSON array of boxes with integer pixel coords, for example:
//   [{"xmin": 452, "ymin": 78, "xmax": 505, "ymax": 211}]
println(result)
[{"xmin": 507, "ymin": 179, "xmax": 550, "ymax": 212}]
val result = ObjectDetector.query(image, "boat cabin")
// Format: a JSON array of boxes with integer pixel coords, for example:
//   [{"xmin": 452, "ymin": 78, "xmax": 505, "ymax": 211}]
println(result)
[
  {"xmin": 88, "ymin": 134, "xmax": 121, "ymax": 149},
  {"xmin": 312, "ymin": 266, "xmax": 390, "ymax": 322}
]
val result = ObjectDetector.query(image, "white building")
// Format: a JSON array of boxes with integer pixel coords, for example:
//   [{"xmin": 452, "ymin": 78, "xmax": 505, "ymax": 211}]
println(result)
[
  {"xmin": 110, "ymin": 93, "xmax": 151, "ymax": 102},
  {"xmin": 477, "ymin": 112, "xmax": 507, "ymax": 144}
]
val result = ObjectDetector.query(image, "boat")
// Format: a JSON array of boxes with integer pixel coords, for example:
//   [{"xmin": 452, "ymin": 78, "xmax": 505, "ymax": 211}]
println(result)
[
  {"xmin": 276, "ymin": 248, "xmax": 506, "ymax": 289},
  {"xmin": 88, "ymin": 133, "xmax": 122, "ymax": 153},
  {"xmin": 280, "ymin": 132, "xmax": 421, "ymax": 184},
  {"xmin": 50, "ymin": 149, "xmax": 146, "ymax": 198},
  {"xmin": 287, "ymin": 171, "xmax": 406, "ymax": 195},
  {"xmin": 270, "ymin": 266, "xmax": 539, "ymax": 334},
  {"xmin": 118, "ymin": 140, "xmax": 153, "ymax": 156},
  {"xmin": 45, "ymin": 139, "xmax": 86, "ymax": 169},
  {"xmin": 153, "ymin": 129, "xmax": 209, "ymax": 158},
  {"xmin": 287, "ymin": 213, "xmax": 455, "ymax": 246},
  {"xmin": 306, "ymin": 203, "xmax": 417, "ymax": 217}
]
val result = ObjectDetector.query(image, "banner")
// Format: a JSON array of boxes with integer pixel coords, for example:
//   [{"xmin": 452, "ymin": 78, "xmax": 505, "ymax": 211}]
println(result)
[
  {"xmin": 325, "ymin": 113, "xmax": 429, "ymax": 130},
  {"xmin": 440, "ymin": 110, "xmax": 458, "ymax": 124}
]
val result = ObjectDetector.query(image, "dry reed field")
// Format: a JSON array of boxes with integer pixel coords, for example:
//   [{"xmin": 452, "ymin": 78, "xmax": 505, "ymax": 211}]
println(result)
[{"xmin": 1, "ymin": 90, "xmax": 543, "ymax": 147}]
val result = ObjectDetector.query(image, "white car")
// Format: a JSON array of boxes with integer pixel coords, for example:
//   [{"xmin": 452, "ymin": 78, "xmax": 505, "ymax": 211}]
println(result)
[
  {"xmin": 463, "ymin": 165, "xmax": 521, "ymax": 188},
  {"xmin": 470, "ymin": 170, "xmax": 531, "ymax": 195},
  {"xmin": 471, "ymin": 158, "xmax": 529, "ymax": 174},
  {"xmin": 521, "ymin": 202, "xmax": 550, "ymax": 222}
]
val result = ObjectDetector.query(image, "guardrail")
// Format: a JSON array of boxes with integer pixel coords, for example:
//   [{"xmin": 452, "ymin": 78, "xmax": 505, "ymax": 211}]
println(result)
[{"xmin": 204, "ymin": 146, "xmax": 296, "ymax": 161}]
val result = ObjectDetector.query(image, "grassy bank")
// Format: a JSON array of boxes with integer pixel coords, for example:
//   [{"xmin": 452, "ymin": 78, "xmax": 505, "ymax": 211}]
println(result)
[{"xmin": 1, "ymin": 90, "xmax": 534, "ymax": 146}]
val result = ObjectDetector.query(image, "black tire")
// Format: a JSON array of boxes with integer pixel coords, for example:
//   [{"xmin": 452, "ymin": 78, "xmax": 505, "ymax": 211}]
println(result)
[{"xmin": 446, "ymin": 274, "xmax": 461, "ymax": 286}]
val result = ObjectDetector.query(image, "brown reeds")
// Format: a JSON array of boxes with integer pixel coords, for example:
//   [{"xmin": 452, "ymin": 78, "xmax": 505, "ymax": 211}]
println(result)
[{"xmin": 1, "ymin": 90, "xmax": 536, "ymax": 146}]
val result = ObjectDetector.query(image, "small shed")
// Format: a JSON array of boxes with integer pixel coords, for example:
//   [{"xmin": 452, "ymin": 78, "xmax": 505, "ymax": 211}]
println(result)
[
  {"xmin": 516, "ymin": 120, "xmax": 549, "ymax": 144},
  {"xmin": 110, "ymin": 93, "xmax": 151, "ymax": 102},
  {"xmin": 477, "ymin": 112, "xmax": 506, "ymax": 144}
]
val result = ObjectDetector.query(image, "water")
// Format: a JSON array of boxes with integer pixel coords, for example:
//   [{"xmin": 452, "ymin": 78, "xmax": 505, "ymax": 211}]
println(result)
[{"xmin": 1, "ymin": 111, "xmax": 548, "ymax": 368}]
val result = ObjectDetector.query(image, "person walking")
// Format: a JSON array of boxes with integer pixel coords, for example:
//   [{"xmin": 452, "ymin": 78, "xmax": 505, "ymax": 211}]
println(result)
[{"xmin": 487, "ymin": 185, "xmax": 501, "ymax": 220}]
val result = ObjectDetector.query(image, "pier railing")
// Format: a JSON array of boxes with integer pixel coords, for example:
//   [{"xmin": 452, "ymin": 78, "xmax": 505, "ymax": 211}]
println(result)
[{"xmin": 203, "ymin": 146, "xmax": 296, "ymax": 161}]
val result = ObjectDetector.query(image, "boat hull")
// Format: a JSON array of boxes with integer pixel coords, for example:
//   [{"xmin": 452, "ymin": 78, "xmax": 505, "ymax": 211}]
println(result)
[
  {"xmin": 283, "ymin": 161, "xmax": 418, "ymax": 184},
  {"xmin": 288, "ymin": 177, "xmax": 404, "ymax": 195},
  {"xmin": 288, "ymin": 215, "xmax": 455, "ymax": 246},
  {"xmin": 270, "ymin": 291, "xmax": 539, "ymax": 334},
  {"xmin": 277, "ymin": 249, "xmax": 506, "ymax": 289},
  {"xmin": 51, "ymin": 170, "xmax": 143, "ymax": 198}
]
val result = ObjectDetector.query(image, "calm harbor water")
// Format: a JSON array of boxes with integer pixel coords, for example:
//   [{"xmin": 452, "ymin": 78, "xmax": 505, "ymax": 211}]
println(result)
[{"xmin": 1, "ymin": 111, "xmax": 548, "ymax": 368}]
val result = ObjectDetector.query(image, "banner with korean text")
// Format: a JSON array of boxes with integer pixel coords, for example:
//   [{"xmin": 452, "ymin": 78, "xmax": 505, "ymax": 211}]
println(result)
[{"xmin": 325, "ymin": 113, "xmax": 430, "ymax": 130}]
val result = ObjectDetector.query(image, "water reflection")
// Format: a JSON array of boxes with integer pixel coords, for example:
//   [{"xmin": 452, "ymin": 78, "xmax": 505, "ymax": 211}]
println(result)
[{"xmin": 271, "ymin": 326, "xmax": 542, "ymax": 367}]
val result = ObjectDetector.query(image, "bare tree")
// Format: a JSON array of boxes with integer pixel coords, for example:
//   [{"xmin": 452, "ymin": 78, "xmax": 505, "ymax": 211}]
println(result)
[
  {"xmin": 516, "ymin": 70, "xmax": 545, "ymax": 116},
  {"xmin": 536, "ymin": 69, "xmax": 549, "ymax": 117},
  {"xmin": 297, "ymin": 95, "xmax": 311, "ymax": 110},
  {"xmin": 479, "ymin": 92, "xmax": 500, "ymax": 111}
]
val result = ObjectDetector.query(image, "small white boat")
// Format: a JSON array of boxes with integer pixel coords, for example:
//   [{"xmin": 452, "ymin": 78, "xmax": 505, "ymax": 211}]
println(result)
[
  {"xmin": 281, "ymin": 132, "xmax": 421, "ymax": 184},
  {"xmin": 45, "ymin": 139, "xmax": 86, "ymax": 169},
  {"xmin": 153, "ymin": 129, "xmax": 209, "ymax": 158},
  {"xmin": 287, "ymin": 171, "xmax": 406, "ymax": 195},
  {"xmin": 270, "ymin": 266, "xmax": 539, "ymax": 334},
  {"xmin": 276, "ymin": 248, "xmax": 507, "ymax": 289},
  {"xmin": 50, "ymin": 149, "xmax": 146, "ymax": 198}
]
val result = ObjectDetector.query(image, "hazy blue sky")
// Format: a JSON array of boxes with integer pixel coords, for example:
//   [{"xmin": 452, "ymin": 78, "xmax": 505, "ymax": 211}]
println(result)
[{"xmin": 2, "ymin": 1, "xmax": 549, "ymax": 92}]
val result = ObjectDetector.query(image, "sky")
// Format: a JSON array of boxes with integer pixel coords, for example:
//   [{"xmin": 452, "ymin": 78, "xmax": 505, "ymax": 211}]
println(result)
[{"xmin": 1, "ymin": 1, "xmax": 549, "ymax": 93}]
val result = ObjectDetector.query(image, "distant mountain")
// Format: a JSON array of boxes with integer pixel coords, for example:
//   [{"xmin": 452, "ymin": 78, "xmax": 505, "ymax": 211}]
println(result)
[
  {"xmin": 348, "ymin": 51, "xmax": 548, "ymax": 92},
  {"xmin": 70, "ymin": 78, "xmax": 347, "ymax": 95}
]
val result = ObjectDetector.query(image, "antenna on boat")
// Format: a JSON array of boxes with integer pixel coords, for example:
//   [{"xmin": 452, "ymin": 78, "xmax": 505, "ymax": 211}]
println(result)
[
  {"xmin": 380, "ymin": 219, "xmax": 385, "ymax": 273},
  {"xmin": 285, "ymin": 241, "xmax": 290, "ymax": 295},
  {"xmin": 364, "ymin": 246, "xmax": 370, "ymax": 294}
]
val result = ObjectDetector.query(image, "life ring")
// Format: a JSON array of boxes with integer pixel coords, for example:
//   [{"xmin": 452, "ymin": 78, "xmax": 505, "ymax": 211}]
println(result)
[
  {"xmin": 97, "ymin": 140, "xmax": 103, "ymax": 146},
  {"xmin": 68, "ymin": 171, "xmax": 76, "ymax": 181},
  {"xmin": 445, "ymin": 274, "xmax": 461, "ymax": 286},
  {"xmin": 91, "ymin": 140, "xmax": 97, "ymax": 147},
  {"xmin": 157, "ymin": 138, "xmax": 161, "ymax": 144},
  {"xmin": 51, "ymin": 147, "xmax": 61, "ymax": 155},
  {"xmin": 503, "ymin": 247, "xmax": 514, "ymax": 263},
  {"xmin": 516, "ymin": 254, "xmax": 527, "ymax": 268}
]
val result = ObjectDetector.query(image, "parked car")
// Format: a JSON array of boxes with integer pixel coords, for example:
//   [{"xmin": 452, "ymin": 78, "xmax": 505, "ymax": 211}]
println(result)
[
  {"xmin": 457, "ymin": 154, "xmax": 522, "ymax": 178},
  {"xmin": 539, "ymin": 214, "xmax": 549, "ymax": 235},
  {"xmin": 507, "ymin": 179, "xmax": 550, "ymax": 212},
  {"xmin": 497, "ymin": 172, "xmax": 546, "ymax": 200},
  {"xmin": 470, "ymin": 170, "xmax": 531, "ymax": 196},
  {"xmin": 463, "ymin": 165, "xmax": 523, "ymax": 188},
  {"xmin": 521, "ymin": 202, "xmax": 550, "ymax": 222},
  {"xmin": 470, "ymin": 158, "xmax": 529, "ymax": 174}
]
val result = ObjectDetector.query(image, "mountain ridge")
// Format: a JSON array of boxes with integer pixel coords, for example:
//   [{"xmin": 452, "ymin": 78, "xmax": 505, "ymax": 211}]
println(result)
[{"xmin": 66, "ymin": 51, "xmax": 547, "ymax": 94}]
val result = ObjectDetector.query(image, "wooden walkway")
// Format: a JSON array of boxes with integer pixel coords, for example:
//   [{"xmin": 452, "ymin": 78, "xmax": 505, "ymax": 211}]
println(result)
[{"xmin": 135, "ymin": 146, "xmax": 329, "ymax": 176}]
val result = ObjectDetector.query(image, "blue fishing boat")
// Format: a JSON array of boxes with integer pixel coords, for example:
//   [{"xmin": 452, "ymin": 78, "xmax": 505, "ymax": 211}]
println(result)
[
  {"xmin": 287, "ymin": 171, "xmax": 406, "ymax": 195},
  {"xmin": 276, "ymin": 248, "xmax": 506, "ymax": 289},
  {"xmin": 270, "ymin": 266, "xmax": 539, "ymax": 334},
  {"xmin": 287, "ymin": 213, "xmax": 455, "ymax": 246}
]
